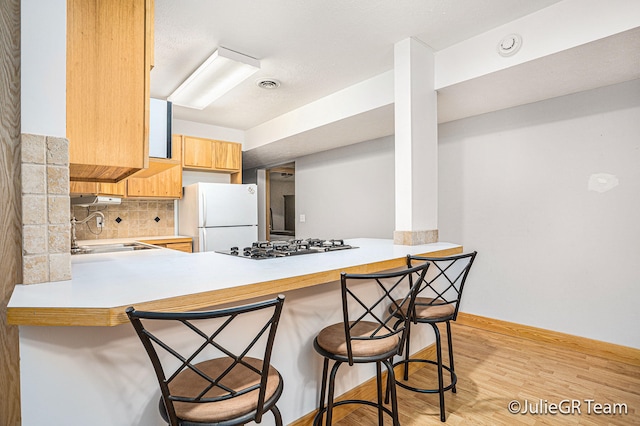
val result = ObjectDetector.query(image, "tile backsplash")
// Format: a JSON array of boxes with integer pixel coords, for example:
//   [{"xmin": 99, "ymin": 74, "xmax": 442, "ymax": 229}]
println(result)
[
  {"xmin": 21, "ymin": 133, "xmax": 71, "ymax": 284},
  {"xmin": 71, "ymin": 200, "xmax": 175, "ymax": 240}
]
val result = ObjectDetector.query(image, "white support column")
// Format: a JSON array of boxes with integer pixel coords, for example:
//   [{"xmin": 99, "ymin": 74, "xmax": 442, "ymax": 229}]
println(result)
[
  {"xmin": 256, "ymin": 169, "xmax": 268, "ymax": 241},
  {"xmin": 393, "ymin": 38, "xmax": 438, "ymax": 245}
]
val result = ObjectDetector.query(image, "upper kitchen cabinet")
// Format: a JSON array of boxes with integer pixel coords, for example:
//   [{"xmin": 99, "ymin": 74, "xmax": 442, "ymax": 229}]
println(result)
[
  {"xmin": 126, "ymin": 135, "xmax": 183, "ymax": 198},
  {"xmin": 182, "ymin": 136, "xmax": 243, "ymax": 183},
  {"xmin": 126, "ymin": 164, "xmax": 182, "ymax": 198},
  {"xmin": 66, "ymin": 0, "xmax": 154, "ymax": 182},
  {"xmin": 70, "ymin": 135, "xmax": 183, "ymax": 199}
]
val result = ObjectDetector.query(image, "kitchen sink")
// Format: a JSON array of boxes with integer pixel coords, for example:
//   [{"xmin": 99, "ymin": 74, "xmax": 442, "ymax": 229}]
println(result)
[{"xmin": 71, "ymin": 242, "xmax": 159, "ymax": 255}]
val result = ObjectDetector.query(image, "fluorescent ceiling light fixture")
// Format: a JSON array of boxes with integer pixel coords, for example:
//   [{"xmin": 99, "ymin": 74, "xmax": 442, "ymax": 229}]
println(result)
[{"xmin": 168, "ymin": 47, "xmax": 260, "ymax": 109}]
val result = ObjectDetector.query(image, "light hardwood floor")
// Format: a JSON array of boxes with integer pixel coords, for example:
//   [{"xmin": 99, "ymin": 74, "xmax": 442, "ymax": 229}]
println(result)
[{"xmin": 332, "ymin": 323, "xmax": 640, "ymax": 425}]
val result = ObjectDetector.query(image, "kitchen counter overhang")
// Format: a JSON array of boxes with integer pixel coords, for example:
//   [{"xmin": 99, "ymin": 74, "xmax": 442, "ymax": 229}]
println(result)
[{"xmin": 7, "ymin": 238, "xmax": 462, "ymax": 327}]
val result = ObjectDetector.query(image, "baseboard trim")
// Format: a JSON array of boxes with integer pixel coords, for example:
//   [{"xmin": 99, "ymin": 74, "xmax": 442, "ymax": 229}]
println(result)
[
  {"xmin": 288, "ymin": 345, "xmax": 437, "ymax": 426},
  {"xmin": 456, "ymin": 312, "xmax": 640, "ymax": 367}
]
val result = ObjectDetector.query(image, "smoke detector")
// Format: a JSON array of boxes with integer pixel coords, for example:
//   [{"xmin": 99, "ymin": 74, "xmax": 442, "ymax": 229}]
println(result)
[
  {"xmin": 256, "ymin": 78, "xmax": 281, "ymax": 89},
  {"xmin": 497, "ymin": 34, "xmax": 522, "ymax": 57}
]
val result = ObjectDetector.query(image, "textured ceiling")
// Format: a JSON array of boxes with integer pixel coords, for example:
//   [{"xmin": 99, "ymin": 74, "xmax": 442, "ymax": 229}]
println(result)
[{"xmin": 151, "ymin": 0, "xmax": 563, "ymax": 131}]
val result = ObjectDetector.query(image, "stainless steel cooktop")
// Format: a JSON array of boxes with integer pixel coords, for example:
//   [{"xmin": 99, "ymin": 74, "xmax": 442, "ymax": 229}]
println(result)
[{"xmin": 216, "ymin": 239, "xmax": 356, "ymax": 259}]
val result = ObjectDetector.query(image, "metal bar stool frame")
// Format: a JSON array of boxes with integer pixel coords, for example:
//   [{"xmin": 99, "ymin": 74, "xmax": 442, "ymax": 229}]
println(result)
[
  {"xmin": 127, "ymin": 295, "xmax": 285, "ymax": 426},
  {"xmin": 390, "ymin": 252, "xmax": 477, "ymax": 422},
  {"xmin": 313, "ymin": 260, "xmax": 430, "ymax": 426}
]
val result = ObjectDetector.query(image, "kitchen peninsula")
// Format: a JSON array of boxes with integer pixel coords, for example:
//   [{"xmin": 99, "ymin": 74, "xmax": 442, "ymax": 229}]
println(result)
[{"xmin": 8, "ymin": 238, "xmax": 461, "ymax": 425}]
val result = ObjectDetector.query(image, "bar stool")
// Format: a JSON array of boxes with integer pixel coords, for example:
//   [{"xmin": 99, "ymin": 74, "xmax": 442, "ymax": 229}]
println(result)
[
  {"xmin": 126, "ymin": 295, "xmax": 285, "ymax": 426},
  {"xmin": 313, "ymin": 261, "xmax": 430, "ymax": 425},
  {"xmin": 391, "ymin": 252, "xmax": 477, "ymax": 422}
]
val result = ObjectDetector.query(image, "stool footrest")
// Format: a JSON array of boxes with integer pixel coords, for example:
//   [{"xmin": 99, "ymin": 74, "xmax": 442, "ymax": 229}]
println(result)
[
  {"xmin": 313, "ymin": 399, "xmax": 394, "ymax": 425},
  {"xmin": 393, "ymin": 359, "xmax": 457, "ymax": 393}
]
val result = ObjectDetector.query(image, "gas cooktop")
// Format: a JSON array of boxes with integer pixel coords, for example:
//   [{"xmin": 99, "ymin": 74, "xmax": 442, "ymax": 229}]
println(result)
[{"xmin": 216, "ymin": 239, "xmax": 357, "ymax": 260}]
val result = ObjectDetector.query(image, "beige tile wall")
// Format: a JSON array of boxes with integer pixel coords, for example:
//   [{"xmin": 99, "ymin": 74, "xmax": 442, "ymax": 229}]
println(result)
[
  {"xmin": 21, "ymin": 134, "xmax": 71, "ymax": 283},
  {"xmin": 71, "ymin": 200, "xmax": 175, "ymax": 240}
]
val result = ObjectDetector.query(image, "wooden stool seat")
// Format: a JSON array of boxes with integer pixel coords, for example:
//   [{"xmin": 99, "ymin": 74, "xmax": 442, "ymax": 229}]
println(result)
[
  {"xmin": 317, "ymin": 321, "xmax": 401, "ymax": 357},
  {"xmin": 167, "ymin": 357, "xmax": 282, "ymax": 423}
]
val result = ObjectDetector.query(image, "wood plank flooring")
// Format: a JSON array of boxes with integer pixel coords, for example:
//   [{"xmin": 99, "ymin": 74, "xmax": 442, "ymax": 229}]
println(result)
[{"xmin": 332, "ymin": 323, "xmax": 640, "ymax": 425}]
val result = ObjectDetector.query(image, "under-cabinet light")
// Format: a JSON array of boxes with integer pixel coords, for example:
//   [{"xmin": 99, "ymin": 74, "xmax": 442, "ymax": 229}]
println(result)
[{"xmin": 168, "ymin": 47, "xmax": 260, "ymax": 110}]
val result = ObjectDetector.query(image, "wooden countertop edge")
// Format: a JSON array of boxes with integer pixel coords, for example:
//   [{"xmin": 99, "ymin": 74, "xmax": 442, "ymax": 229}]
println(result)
[
  {"xmin": 7, "ymin": 246, "xmax": 462, "ymax": 327},
  {"xmin": 137, "ymin": 237, "xmax": 192, "ymax": 245}
]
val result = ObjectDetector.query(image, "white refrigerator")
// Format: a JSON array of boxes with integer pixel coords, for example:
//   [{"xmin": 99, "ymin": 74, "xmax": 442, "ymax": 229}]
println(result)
[{"xmin": 178, "ymin": 183, "xmax": 258, "ymax": 252}]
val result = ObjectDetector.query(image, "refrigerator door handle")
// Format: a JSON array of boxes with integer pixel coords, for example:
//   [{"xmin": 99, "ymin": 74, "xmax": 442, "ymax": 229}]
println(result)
[
  {"xmin": 201, "ymin": 191, "xmax": 207, "ymax": 228},
  {"xmin": 202, "ymin": 227, "xmax": 207, "ymax": 252}
]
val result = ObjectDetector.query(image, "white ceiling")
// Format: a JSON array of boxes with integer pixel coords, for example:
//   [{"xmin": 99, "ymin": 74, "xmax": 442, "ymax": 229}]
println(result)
[
  {"xmin": 152, "ymin": 0, "xmax": 563, "ymax": 130},
  {"xmin": 152, "ymin": 1, "xmax": 639, "ymax": 169}
]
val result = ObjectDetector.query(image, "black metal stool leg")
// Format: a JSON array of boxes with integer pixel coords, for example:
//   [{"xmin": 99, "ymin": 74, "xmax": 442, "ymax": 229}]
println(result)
[
  {"xmin": 376, "ymin": 361, "xmax": 384, "ymax": 425},
  {"xmin": 271, "ymin": 405, "xmax": 283, "ymax": 426},
  {"xmin": 325, "ymin": 360, "xmax": 342, "ymax": 426},
  {"xmin": 385, "ymin": 316, "xmax": 412, "ymax": 405},
  {"xmin": 446, "ymin": 321, "xmax": 456, "ymax": 393},
  {"xmin": 384, "ymin": 356, "xmax": 393, "ymax": 405},
  {"xmin": 383, "ymin": 358, "xmax": 401, "ymax": 426},
  {"xmin": 315, "ymin": 357, "xmax": 330, "ymax": 426},
  {"xmin": 431, "ymin": 323, "xmax": 446, "ymax": 422},
  {"xmin": 403, "ymin": 320, "xmax": 412, "ymax": 381}
]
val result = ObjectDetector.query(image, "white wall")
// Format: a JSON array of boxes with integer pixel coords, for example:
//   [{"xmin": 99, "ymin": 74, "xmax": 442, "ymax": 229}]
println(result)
[
  {"xmin": 172, "ymin": 118, "xmax": 244, "ymax": 143},
  {"xmin": 292, "ymin": 80, "xmax": 640, "ymax": 348},
  {"xmin": 295, "ymin": 136, "xmax": 395, "ymax": 239},
  {"xmin": 21, "ymin": 0, "xmax": 66, "ymax": 137},
  {"xmin": 181, "ymin": 170, "xmax": 230, "ymax": 186},
  {"xmin": 439, "ymin": 79, "xmax": 640, "ymax": 348}
]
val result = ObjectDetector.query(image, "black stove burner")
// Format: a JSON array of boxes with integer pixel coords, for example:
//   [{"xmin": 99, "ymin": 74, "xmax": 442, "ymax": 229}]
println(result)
[{"xmin": 217, "ymin": 238, "xmax": 356, "ymax": 259}]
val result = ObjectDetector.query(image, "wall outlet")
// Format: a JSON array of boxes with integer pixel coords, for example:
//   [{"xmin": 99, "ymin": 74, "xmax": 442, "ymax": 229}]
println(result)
[
  {"xmin": 299, "ymin": 214, "xmax": 306, "ymax": 223},
  {"xmin": 96, "ymin": 216, "xmax": 103, "ymax": 229}
]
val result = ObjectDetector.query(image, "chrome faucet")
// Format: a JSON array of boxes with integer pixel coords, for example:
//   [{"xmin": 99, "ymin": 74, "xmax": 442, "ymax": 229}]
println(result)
[{"xmin": 70, "ymin": 211, "xmax": 105, "ymax": 253}]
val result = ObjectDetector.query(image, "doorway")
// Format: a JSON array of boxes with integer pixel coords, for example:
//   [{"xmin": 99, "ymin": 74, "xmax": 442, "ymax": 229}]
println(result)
[{"xmin": 267, "ymin": 163, "xmax": 295, "ymax": 241}]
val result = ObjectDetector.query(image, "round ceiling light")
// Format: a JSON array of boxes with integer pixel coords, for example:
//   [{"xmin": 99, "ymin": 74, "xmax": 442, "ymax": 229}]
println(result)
[
  {"xmin": 256, "ymin": 78, "xmax": 281, "ymax": 89},
  {"xmin": 497, "ymin": 34, "xmax": 522, "ymax": 57}
]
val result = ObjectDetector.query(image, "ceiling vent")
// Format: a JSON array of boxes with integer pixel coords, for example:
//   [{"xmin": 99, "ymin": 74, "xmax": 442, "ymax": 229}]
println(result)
[{"xmin": 256, "ymin": 78, "xmax": 281, "ymax": 89}]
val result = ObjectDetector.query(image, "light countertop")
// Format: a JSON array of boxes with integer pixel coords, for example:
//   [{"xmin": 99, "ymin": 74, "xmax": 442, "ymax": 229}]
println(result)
[{"xmin": 7, "ymin": 238, "xmax": 462, "ymax": 326}]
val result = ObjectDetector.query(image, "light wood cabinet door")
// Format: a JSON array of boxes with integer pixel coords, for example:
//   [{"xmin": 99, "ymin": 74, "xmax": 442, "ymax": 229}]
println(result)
[
  {"xmin": 138, "ymin": 238, "xmax": 192, "ymax": 253},
  {"xmin": 182, "ymin": 136, "xmax": 213, "ymax": 169},
  {"xmin": 165, "ymin": 242, "xmax": 192, "ymax": 253},
  {"xmin": 126, "ymin": 131, "xmax": 182, "ymax": 199},
  {"xmin": 126, "ymin": 164, "xmax": 182, "ymax": 198},
  {"xmin": 67, "ymin": 0, "xmax": 153, "ymax": 182},
  {"xmin": 213, "ymin": 141, "xmax": 241, "ymax": 171},
  {"xmin": 69, "ymin": 181, "xmax": 126, "ymax": 197}
]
